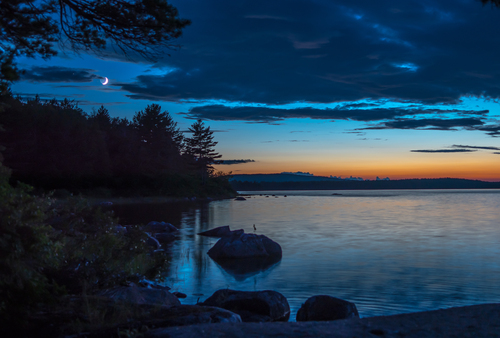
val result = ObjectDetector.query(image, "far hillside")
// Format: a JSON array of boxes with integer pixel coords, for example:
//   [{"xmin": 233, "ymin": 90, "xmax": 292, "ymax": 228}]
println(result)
[{"xmin": 230, "ymin": 176, "xmax": 500, "ymax": 190}]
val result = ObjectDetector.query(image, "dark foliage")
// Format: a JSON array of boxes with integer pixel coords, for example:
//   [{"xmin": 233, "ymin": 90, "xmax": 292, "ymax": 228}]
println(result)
[
  {"xmin": 0, "ymin": 0, "xmax": 190, "ymax": 91},
  {"xmin": 0, "ymin": 95, "xmax": 235, "ymax": 197}
]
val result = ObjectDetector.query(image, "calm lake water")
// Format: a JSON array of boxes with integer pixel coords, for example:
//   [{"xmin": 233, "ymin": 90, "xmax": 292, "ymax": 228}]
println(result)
[{"xmin": 112, "ymin": 189, "xmax": 500, "ymax": 320}]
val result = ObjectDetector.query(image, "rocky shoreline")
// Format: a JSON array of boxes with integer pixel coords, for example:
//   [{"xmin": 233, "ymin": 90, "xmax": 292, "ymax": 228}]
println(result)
[{"xmin": 144, "ymin": 303, "xmax": 500, "ymax": 337}]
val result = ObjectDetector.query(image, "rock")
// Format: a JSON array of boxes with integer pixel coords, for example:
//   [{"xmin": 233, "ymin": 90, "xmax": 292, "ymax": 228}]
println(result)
[
  {"xmin": 155, "ymin": 232, "xmax": 176, "ymax": 244},
  {"xmin": 235, "ymin": 196, "xmax": 247, "ymax": 201},
  {"xmin": 207, "ymin": 233, "xmax": 282, "ymax": 259},
  {"xmin": 145, "ymin": 221, "xmax": 178, "ymax": 233},
  {"xmin": 145, "ymin": 305, "xmax": 242, "ymax": 327},
  {"xmin": 296, "ymin": 295, "xmax": 359, "ymax": 322},
  {"xmin": 114, "ymin": 225, "xmax": 127, "ymax": 234},
  {"xmin": 98, "ymin": 282, "xmax": 180, "ymax": 307},
  {"xmin": 202, "ymin": 289, "xmax": 290, "ymax": 322},
  {"xmin": 138, "ymin": 279, "xmax": 171, "ymax": 291},
  {"xmin": 132, "ymin": 303, "xmax": 500, "ymax": 338},
  {"xmin": 146, "ymin": 233, "xmax": 161, "ymax": 250},
  {"xmin": 198, "ymin": 226, "xmax": 244, "ymax": 238},
  {"xmin": 173, "ymin": 292, "xmax": 188, "ymax": 299}
]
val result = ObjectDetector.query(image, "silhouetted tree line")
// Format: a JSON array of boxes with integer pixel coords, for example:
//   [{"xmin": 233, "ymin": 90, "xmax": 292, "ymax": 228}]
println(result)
[
  {"xmin": 231, "ymin": 178, "xmax": 500, "ymax": 191},
  {"xmin": 0, "ymin": 94, "xmax": 234, "ymax": 197}
]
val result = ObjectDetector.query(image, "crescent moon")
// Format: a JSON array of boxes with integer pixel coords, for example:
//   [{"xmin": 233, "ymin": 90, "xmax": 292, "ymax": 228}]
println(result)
[{"xmin": 101, "ymin": 77, "xmax": 108, "ymax": 85}]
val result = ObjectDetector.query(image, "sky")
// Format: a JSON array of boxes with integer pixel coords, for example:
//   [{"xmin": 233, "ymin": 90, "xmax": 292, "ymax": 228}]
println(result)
[{"xmin": 11, "ymin": 0, "xmax": 500, "ymax": 181}]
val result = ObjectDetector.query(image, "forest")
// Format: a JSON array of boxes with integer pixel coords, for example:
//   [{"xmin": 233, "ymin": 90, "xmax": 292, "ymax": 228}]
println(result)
[{"xmin": 0, "ymin": 93, "xmax": 235, "ymax": 198}]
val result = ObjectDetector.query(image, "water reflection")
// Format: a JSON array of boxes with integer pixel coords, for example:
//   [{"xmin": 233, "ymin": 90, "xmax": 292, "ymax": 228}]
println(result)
[
  {"xmin": 112, "ymin": 190, "xmax": 500, "ymax": 320},
  {"xmin": 212, "ymin": 256, "xmax": 282, "ymax": 282}
]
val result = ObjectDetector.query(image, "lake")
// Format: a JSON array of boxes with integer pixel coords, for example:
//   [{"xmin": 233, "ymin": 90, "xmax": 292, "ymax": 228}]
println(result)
[{"xmin": 112, "ymin": 189, "xmax": 500, "ymax": 320}]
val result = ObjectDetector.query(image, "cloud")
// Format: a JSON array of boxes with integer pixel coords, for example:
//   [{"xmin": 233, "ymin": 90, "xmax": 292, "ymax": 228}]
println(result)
[
  {"xmin": 411, "ymin": 149, "xmax": 477, "ymax": 153},
  {"xmin": 22, "ymin": 66, "xmax": 98, "ymax": 83},
  {"xmin": 181, "ymin": 105, "xmax": 487, "ymax": 124},
  {"xmin": 115, "ymin": 0, "xmax": 500, "ymax": 106},
  {"xmin": 362, "ymin": 117, "xmax": 484, "ymax": 131},
  {"xmin": 476, "ymin": 125, "xmax": 500, "ymax": 137},
  {"xmin": 452, "ymin": 144, "xmax": 500, "ymax": 151},
  {"xmin": 218, "ymin": 159, "xmax": 256, "ymax": 165}
]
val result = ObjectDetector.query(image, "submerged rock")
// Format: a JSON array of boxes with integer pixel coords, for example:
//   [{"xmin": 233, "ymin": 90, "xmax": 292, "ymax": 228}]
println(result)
[
  {"xmin": 202, "ymin": 289, "xmax": 290, "ymax": 322},
  {"xmin": 207, "ymin": 233, "xmax": 282, "ymax": 259},
  {"xmin": 296, "ymin": 295, "xmax": 359, "ymax": 322}
]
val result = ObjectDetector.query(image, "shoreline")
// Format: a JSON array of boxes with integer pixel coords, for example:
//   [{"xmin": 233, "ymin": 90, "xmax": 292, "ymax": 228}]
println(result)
[{"xmin": 144, "ymin": 303, "xmax": 500, "ymax": 337}]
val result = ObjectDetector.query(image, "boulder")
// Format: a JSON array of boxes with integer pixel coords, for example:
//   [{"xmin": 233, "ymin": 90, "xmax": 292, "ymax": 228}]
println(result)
[
  {"xmin": 207, "ymin": 233, "xmax": 282, "ymax": 259},
  {"xmin": 145, "ymin": 221, "xmax": 178, "ymax": 233},
  {"xmin": 114, "ymin": 225, "xmax": 127, "ymax": 234},
  {"xmin": 234, "ymin": 196, "xmax": 247, "ymax": 201},
  {"xmin": 98, "ymin": 282, "xmax": 180, "ymax": 308},
  {"xmin": 145, "ymin": 233, "xmax": 161, "ymax": 250},
  {"xmin": 296, "ymin": 295, "xmax": 359, "ymax": 322},
  {"xmin": 137, "ymin": 279, "xmax": 171, "ymax": 291},
  {"xmin": 155, "ymin": 232, "xmax": 176, "ymax": 244},
  {"xmin": 172, "ymin": 292, "xmax": 187, "ymax": 299},
  {"xmin": 202, "ymin": 289, "xmax": 290, "ymax": 322},
  {"xmin": 198, "ymin": 225, "xmax": 244, "ymax": 238}
]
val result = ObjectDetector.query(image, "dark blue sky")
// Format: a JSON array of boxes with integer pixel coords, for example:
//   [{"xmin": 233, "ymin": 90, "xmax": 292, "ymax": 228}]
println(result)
[{"xmin": 12, "ymin": 0, "xmax": 500, "ymax": 179}]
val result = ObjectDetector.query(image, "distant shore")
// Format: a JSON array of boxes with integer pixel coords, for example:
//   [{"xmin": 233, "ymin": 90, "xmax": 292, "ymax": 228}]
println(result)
[{"xmin": 231, "ymin": 177, "xmax": 500, "ymax": 191}]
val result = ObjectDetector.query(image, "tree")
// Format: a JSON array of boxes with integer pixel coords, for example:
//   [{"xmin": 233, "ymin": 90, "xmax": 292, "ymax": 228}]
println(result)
[
  {"xmin": 132, "ymin": 103, "xmax": 183, "ymax": 148},
  {"xmin": 0, "ymin": 0, "xmax": 190, "ymax": 91},
  {"xmin": 132, "ymin": 103, "xmax": 184, "ymax": 172},
  {"xmin": 185, "ymin": 119, "xmax": 222, "ymax": 181},
  {"xmin": 88, "ymin": 105, "xmax": 112, "ymax": 130}
]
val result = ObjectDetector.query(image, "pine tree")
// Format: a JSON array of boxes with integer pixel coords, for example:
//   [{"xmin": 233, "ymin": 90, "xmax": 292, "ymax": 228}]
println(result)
[
  {"xmin": 131, "ymin": 103, "xmax": 184, "ymax": 172},
  {"xmin": 185, "ymin": 119, "xmax": 222, "ymax": 181}
]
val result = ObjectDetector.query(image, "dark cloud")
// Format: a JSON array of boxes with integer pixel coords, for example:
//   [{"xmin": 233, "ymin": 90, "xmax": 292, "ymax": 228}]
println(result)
[
  {"xmin": 22, "ymin": 66, "xmax": 98, "ymax": 83},
  {"xmin": 181, "ymin": 105, "xmax": 486, "ymax": 123},
  {"xmin": 116, "ymin": 0, "xmax": 500, "ymax": 106},
  {"xmin": 452, "ymin": 144, "xmax": 500, "ymax": 151},
  {"xmin": 476, "ymin": 125, "xmax": 500, "ymax": 137},
  {"xmin": 218, "ymin": 159, "xmax": 256, "ymax": 165},
  {"xmin": 494, "ymin": 152, "xmax": 500, "ymax": 155},
  {"xmin": 411, "ymin": 149, "xmax": 477, "ymax": 153},
  {"xmin": 362, "ymin": 117, "xmax": 484, "ymax": 130}
]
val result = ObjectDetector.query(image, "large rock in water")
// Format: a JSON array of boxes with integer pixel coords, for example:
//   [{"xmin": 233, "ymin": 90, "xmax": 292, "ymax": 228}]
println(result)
[
  {"xmin": 197, "ymin": 225, "xmax": 244, "ymax": 238},
  {"xmin": 207, "ymin": 233, "xmax": 282, "ymax": 259},
  {"xmin": 296, "ymin": 295, "xmax": 359, "ymax": 322},
  {"xmin": 202, "ymin": 289, "xmax": 290, "ymax": 322}
]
